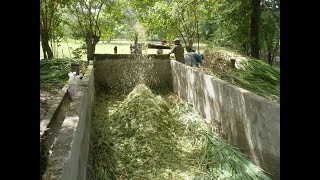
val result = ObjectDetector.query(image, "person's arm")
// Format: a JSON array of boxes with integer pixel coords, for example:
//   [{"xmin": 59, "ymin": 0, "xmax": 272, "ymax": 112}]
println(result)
[{"xmin": 168, "ymin": 46, "xmax": 176, "ymax": 54}]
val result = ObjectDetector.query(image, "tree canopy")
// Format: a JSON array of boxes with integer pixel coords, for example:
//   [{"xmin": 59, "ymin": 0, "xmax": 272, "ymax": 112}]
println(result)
[{"xmin": 40, "ymin": 0, "xmax": 280, "ymax": 64}]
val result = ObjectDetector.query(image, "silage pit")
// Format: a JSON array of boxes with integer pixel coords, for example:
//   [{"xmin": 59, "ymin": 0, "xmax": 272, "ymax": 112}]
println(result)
[{"xmin": 87, "ymin": 84, "xmax": 271, "ymax": 180}]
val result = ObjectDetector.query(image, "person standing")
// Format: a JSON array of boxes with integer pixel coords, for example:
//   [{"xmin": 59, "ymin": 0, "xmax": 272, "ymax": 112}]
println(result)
[
  {"xmin": 156, "ymin": 38, "xmax": 167, "ymax": 54},
  {"xmin": 186, "ymin": 46, "xmax": 203, "ymax": 67},
  {"xmin": 168, "ymin": 38, "xmax": 185, "ymax": 64},
  {"xmin": 114, "ymin": 46, "xmax": 118, "ymax": 54}
]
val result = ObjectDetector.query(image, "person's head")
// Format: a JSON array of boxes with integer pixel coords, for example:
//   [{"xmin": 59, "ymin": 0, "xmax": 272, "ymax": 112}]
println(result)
[
  {"xmin": 173, "ymin": 38, "xmax": 181, "ymax": 45},
  {"xmin": 161, "ymin": 38, "xmax": 167, "ymax": 45}
]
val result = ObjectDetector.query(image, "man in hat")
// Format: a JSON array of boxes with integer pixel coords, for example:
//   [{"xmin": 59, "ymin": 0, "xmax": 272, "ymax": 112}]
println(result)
[{"xmin": 168, "ymin": 38, "xmax": 185, "ymax": 64}]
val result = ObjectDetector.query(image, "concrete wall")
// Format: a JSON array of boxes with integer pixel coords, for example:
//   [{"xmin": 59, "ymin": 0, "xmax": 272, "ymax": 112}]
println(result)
[
  {"xmin": 171, "ymin": 60, "xmax": 280, "ymax": 179},
  {"xmin": 40, "ymin": 85, "xmax": 70, "ymax": 138},
  {"xmin": 43, "ymin": 62, "xmax": 95, "ymax": 180},
  {"xmin": 94, "ymin": 54, "xmax": 172, "ymax": 90},
  {"xmin": 40, "ymin": 84, "xmax": 71, "ymax": 177}
]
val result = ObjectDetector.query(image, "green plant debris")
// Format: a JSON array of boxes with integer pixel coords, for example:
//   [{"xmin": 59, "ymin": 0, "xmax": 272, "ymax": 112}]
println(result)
[
  {"xmin": 89, "ymin": 84, "xmax": 272, "ymax": 179},
  {"xmin": 40, "ymin": 58, "xmax": 84, "ymax": 93},
  {"xmin": 204, "ymin": 50, "xmax": 280, "ymax": 102}
]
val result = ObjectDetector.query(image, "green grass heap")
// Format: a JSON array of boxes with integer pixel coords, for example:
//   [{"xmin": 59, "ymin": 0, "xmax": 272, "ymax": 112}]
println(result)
[{"xmin": 90, "ymin": 84, "xmax": 272, "ymax": 179}]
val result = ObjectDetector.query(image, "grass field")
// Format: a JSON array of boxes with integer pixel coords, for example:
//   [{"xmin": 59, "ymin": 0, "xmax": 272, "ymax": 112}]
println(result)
[{"xmin": 40, "ymin": 39, "xmax": 208, "ymax": 60}]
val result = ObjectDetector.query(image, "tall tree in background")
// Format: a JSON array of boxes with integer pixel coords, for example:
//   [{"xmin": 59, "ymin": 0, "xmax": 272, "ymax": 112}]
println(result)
[
  {"xmin": 201, "ymin": 0, "xmax": 252, "ymax": 55},
  {"xmin": 40, "ymin": 0, "xmax": 68, "ymax": 59},
  {"xmin": 250, "ymin": 0, "xmax": 261, "ymax": 59},
  {"xmin": 68, "ymin": 0, "xmax": 121, "ymax": 61},
  {"xmin": 130, "ymin": 0, "xmax": 279, "ymax": 64},
  {"xmin": 69, "ymin": 0, "xmax": 104, "ymax": 61},
  {"xmin": 44, "ymin": 0, "xmax": 279, "ymax": 64},
  {"xmin": 173, "ymin": 1, "xmax": 200, "ymax": 50},
  {"xmin": 40, "ymin": 0, "xmax": 57, "ymax": 59},
  {"xmin": 260, "ymin": 0, "xmax": 280, "ymax": 65},
  {"xmin": 131, "ymin": 0, "xmax": 202, "ymax": 50}
]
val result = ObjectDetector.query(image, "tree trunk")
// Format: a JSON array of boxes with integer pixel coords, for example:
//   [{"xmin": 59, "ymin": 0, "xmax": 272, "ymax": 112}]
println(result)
[
  {"xmin": 187, "ymin": 38, "xmax": 193, "ymax": 51},
  {"xmin": 271, "ymin": 39, "xmax": 280, "ymax": 63},
  {"xmin": 264, "ymin": 32, "xmax": 273, "ymax": 65},
  {"xmin": 267, "ymin": 51, "xmax": 273, "ymax": 65},
  {"xmin": 86, "ymin": 32, "xmax": 94, "ymax": 62},
  {"xmin": 92, "ymin": 34, "xmax": 100, "ymax": 55},
  {"xmin": 250, "ymin": 0, "xmax": 261, "ymax": 59},
  {"xmin": 42, "ymin": 46, "xmax": 47, "ymax": 59},
  {"xmin": 40, "ymin": 31, "xmax": 53, "ymax": 59},
  {"xmin": 86, "ymin": 32, "xmax": 100, "ymax": 62}
]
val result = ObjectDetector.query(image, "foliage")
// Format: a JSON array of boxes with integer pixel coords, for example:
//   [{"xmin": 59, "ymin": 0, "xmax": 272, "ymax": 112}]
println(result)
[
  {"xmin": 70, "ymin": 44, "xmax": 86, "ymax": 59},
  {"xmin": 40, "ymin": 58, "xmax": 77, "ymax": 92},
  {"xmin": 259, "ymin": 0, "xmax": 280, "ymax": 64},
  {"xmin": 40, "ymin": 0, "xmax": 70, "ymax": 59},
  {"xmin": 131, "ymin": 0, "xmax": 205, "ymax": 47},
  {"xmin": 63, "ymin": 0, "xmax": 125, "ymax": 60},
  {"xmin": 65, "ymin": 0, "xmax": 124, "ymax": 40},
  {"xmin": 128, "ymin": 0, "xmax": 279, "ymax": 63},
  {"xmin": 204, "ymin": 131, "xmax": 271, "ymax": 179}
]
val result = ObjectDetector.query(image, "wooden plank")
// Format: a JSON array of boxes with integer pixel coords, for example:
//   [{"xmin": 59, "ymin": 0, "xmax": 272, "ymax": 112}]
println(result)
[{"xmin": 147, "ymin": 43, "xmax": 171, "ymax": 49}]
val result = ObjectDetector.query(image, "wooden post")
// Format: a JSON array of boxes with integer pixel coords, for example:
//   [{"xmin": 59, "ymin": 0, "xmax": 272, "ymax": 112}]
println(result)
[{"xmin": 230, "ymin": 59, "xmax": 236, "ymax": 69}]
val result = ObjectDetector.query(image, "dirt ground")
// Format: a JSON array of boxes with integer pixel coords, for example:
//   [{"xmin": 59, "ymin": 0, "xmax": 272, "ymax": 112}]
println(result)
[{"xmin": 40, "ymin": 85, "xmax": 65, "ymax": 121}]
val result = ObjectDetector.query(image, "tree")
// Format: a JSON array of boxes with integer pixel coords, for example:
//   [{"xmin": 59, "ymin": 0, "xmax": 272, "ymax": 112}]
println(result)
[
  {"xmin": 40, "ymin": 0, "xmax": 69, "ymax": 59},
  {"xmin": 204, "ymin": 0, "xmax": 251, "ymax": 54},
  {"xmin": 250, "ymin": 0, "xmax": 261, "ymax": 59},
  {"xmin": 40, "ymin": 0, "xmax": 57, "ymax": 59},
  {"xmin": 131, "ymin": 0, "xmax": 203, "ymax": 50},
  {"xmin": 260, "ymin": 0, "xmax": 280, "ymax": 65},
  {"xmin": 202, "ymin": 0, "xmax": 279, "ymax": 64},
  {"xmin": 67, "ymin": 0, "xmax": 121, "ymax": 62}
]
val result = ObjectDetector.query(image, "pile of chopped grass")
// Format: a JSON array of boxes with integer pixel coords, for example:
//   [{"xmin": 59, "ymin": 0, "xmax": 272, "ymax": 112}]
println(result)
[
  {"xmin": 90, "ymin": 84, "xmax": 272, "ymax": 179},
  {"xmin": 204, "ymin": 49, "xmax": 280, "ymax": 102}
]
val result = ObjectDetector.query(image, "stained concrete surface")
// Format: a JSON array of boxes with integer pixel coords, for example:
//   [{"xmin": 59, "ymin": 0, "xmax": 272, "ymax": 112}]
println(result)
[{"xmin": 171, "ymin": 60, "xmax": 280, "ymax": 179}]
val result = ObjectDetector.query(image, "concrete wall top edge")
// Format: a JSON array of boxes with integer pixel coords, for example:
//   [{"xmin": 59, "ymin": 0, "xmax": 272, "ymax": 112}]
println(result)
[
  {"xmin": 94, "ymin": 54, "xmax": 170, "ymax": 60},
  {"xmin": 170, "ymin": 60, "xmax": 279, "ymax": 106},
  {"xmin": 40, "ymin": 84, "xmax": 69, "ymax": 136}
]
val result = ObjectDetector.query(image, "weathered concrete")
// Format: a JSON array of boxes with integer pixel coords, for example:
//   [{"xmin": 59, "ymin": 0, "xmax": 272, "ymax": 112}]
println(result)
[
  {"xmin": 94, "ymin": 54, "xmax": 172, "ymax": 90},
  {"xmin": 41, "ymin": 56, "xmax": 280, "ymax": 179},
  {"xmin": 94, "ymin": 53, "xmax": 170, "ymax": 60},
  {"xmin": 40, "ymin": 85, "xmax": 69, "ymax": 137},
  {"xmin": 43, "ymin": 62, "xmax": 95, "ymax": 180},
  {"xmin": 40, "ymin": 84, "xmax": 70, "ymax": 178},
  {"xmin": 171, "ymin": 60, "xmax": 280, "ymax": 179}
]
